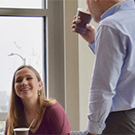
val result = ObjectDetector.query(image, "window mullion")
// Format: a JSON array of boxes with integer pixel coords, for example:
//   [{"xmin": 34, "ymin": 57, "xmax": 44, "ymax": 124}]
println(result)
[{"xmin": 0, "ymin": 8, "xmax": 48, "ymax": 17}]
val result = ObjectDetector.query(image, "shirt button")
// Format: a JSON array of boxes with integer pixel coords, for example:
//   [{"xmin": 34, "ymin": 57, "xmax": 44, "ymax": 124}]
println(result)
[{"xmin": 98, "ymin": 128, "xmax": 101, "ymax": 130}]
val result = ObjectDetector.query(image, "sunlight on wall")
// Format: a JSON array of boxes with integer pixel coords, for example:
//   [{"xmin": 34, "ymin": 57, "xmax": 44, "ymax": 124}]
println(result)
[{"xmin": 78, "ymin": 0, "xmax": 98, "ymax": 131}]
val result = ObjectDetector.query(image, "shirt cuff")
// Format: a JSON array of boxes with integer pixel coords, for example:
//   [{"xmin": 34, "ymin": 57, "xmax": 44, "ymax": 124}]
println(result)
[
  {"xmin": 86, "ymin": 119, "xmax": 105, "ymax": 134},
  {"xmin": 88, "ymin": 43, "xmax": 95, "ymax": 54}
]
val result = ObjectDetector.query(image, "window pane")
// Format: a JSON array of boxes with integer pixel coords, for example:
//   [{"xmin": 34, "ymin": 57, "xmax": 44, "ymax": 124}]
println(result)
[
  {"xmin": 0, "ymin": 0, "xmax": 46, "ymax": 9},
  {"xmin": 0, "ymin": 121, "xmax": 5, "ymax": 135},
  {"xmin": 0, "ymin": 17, "xmax": 44, "ymax": 113}
]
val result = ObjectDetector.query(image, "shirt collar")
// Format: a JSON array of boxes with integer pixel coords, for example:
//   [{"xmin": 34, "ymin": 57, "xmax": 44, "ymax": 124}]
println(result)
[{"xmin": 101, "ymin": 0, "xmax": 135, "ymax": 21}]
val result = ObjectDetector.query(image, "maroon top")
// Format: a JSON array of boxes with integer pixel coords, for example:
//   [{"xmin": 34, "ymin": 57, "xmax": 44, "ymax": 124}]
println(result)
[{"xmin": 5, "ymin": 102, "xmax": 71, "ymax": 135}]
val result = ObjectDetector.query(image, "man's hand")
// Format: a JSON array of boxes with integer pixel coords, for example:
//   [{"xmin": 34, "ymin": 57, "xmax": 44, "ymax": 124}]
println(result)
[
  {"xmin": 80, "ymin": 24, "xmax": 96, "ymax": 44},
  {"xmin": 71, "ymin": 16, "xmax": 96, "ymax": 44}
]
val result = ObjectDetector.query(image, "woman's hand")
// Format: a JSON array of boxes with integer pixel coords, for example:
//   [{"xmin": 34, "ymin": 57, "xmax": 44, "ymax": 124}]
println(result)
[{"xmin": 71, "ymin": 16, "xmax": 96, "ymax": 44}]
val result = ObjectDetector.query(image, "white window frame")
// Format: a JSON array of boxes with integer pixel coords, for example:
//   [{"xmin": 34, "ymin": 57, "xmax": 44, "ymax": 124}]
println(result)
[
  {"xmin": 0, "ymin": 0, "xmax": 65, "ymax": 121},
  {"xmin": 0, "ymin": 0, "xmax": 80, "ymax": 131}
]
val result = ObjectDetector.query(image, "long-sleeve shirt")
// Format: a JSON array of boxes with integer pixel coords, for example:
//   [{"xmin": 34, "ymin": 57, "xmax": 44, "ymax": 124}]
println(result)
[{"xmin": 87, "ymin": 0, "xmax": 135, "ymax": 134}]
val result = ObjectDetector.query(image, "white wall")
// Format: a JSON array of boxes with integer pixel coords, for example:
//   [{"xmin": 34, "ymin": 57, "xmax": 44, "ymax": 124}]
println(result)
[
  {"xmin": 79, "ymin": 37, "xmax": 95, "ymax": 131},
  {"xmin": 78, "ymin": 0, "xmax": 98, "ymax": 131},
  {"xmin": 64, "ymin": 0, "xmax": 80, "ymax": 131},
  {"xmin": 64, "ymin": 0, "xmax": 98, "ymax": 131}
]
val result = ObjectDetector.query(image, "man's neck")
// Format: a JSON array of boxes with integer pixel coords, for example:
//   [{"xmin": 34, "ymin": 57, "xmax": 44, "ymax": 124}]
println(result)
[{"xmin": 100, "ymin": 0, "xmax": 125, "ymax": 15}]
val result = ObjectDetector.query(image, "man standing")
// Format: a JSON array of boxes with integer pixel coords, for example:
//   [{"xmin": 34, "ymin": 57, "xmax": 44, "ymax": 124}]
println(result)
[{"xmin": 72, "ymin": 0, "xmax": 135, "ymax": 134}]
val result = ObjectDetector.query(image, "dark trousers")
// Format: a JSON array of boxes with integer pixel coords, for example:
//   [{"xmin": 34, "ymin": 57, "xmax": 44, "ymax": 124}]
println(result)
[{"xmin": 102, "ymin": 108, "xmax": 135, "ymax": 135}]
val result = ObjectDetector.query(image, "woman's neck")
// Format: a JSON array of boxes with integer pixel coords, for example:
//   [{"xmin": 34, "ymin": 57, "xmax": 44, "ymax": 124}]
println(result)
[{"xmin": 22, "ymin": 99, "xmax": 39, "ymax": 114}]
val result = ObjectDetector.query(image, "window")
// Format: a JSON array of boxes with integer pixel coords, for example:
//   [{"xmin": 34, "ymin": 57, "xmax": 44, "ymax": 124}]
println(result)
[
  {"xmin": 0, "ymin": 0, "xmax": 64, "ymax": 134},
  {"xmin": 0, "ymin": 16, "xmax": 44, "ymax": 112},
  {"xmin": 0, "ymin": 0, "xmax": 45, "ymax": 9}
]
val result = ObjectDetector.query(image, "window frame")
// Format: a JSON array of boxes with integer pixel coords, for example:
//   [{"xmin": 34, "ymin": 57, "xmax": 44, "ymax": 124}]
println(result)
[
  {"xmin": 0, "ymin": 0, "xmax": 80, "ymax": 131},
  {"xmin": 0, "ymin": 0, "xmax": 65, "ymax": 121}
]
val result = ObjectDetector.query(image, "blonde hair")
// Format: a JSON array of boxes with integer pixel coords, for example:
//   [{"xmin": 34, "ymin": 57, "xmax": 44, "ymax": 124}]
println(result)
[{"xmin": 7, "ymin": 65, "xmax": 56, "ymax": 135}]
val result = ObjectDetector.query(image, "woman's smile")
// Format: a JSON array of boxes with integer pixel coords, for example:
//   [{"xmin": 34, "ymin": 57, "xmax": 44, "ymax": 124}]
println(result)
[{"xmin": 20, "ymin": 87, "xmax": 31, "ymax": 92}]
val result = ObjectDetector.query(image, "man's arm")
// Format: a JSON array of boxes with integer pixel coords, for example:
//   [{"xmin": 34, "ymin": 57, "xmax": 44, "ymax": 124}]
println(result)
[{"xmin": 86, "ymin": 25, "xmax": 126, "ymax": 134}]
